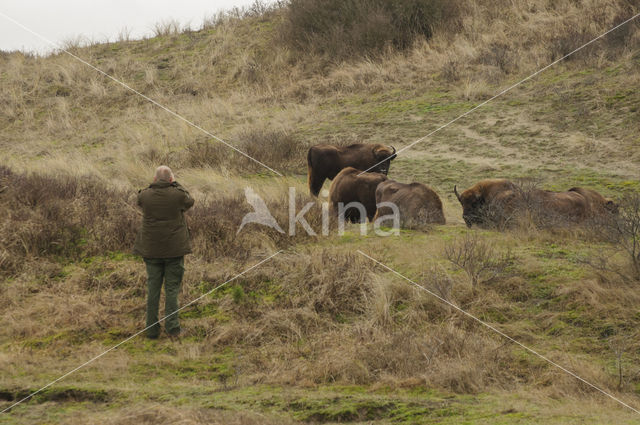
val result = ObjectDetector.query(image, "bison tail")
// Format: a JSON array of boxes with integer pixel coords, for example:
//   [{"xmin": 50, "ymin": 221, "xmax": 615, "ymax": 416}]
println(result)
[
  {"xmin": 307, "ymin": 147, "xmax": 313, "ymax": 168},
  {"xmin": 307, "ymin": 149, "xmax": 314, "ymax": 196},
  {"xmin": 307, "ymin": 148, "xmax": 321, "ymax": 197}
]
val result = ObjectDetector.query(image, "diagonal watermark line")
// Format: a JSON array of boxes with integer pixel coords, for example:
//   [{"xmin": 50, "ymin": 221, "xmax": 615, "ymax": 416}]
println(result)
[
  {"xmin": 0, "ymin": 250, "xmax": 282, "ymax": 414},
  {"xmin": 358, "ymin": 11, "xmax": 640, "ymax": 176},
  {"xmin": 0, "ymin": 11, "xmax": 283, "ymax": 177},
  {"xmin": 356, "ymin": 249, "xmax": 640, "ymax": 415}
]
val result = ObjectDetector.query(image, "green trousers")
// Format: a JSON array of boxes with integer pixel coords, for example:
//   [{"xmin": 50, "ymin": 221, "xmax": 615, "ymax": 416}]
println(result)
[{"xmin": 144, "ymin": 257, "xmax": 184, "ymax": 338}]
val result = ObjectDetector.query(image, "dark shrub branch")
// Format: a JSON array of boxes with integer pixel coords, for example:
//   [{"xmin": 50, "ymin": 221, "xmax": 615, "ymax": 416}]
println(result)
[{"xmin": 444, "ymin": 233, "xmax": 515, "ymax": 290}]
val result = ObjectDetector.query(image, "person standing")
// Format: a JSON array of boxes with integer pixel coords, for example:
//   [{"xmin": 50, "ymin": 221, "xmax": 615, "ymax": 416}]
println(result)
[{"xmin": 134, "ymin": 165, "xmax": 194, "ymax": 340}]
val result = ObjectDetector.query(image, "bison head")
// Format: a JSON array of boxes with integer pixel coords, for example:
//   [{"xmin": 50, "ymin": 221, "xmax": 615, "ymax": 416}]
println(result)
[
  {"xmin": 454, "ymin": 185, "xmax": 484, "ymax": 227},
  {"xmin": 371, "ymin": 145, "xmax": 396, "ymax": 175}
]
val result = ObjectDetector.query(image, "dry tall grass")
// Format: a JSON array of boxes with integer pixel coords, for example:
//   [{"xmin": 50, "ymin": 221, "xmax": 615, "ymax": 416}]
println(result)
[
  {"xmin": 2, "ymin": 1, "xmax": 640, "ymax": 422},
  {"xmin": 5, "ymin": 241, "xmax": 638, "ymax": 401},
  {"xmin": 1, "ymin": 0, "xmax": 638, "ymax": 187},
  {"xmin": 0, "ymin": 165, "xmax": 332, "ymax": 276}
]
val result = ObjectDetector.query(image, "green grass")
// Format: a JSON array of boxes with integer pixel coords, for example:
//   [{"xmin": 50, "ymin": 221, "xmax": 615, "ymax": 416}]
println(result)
[
  {"xmin": 4, "ymin": 210, "xmax": 639, "ymax": 424},
  {"xmin": 2, "ymin": 383, "xmax": 637, "ymax": 424}
]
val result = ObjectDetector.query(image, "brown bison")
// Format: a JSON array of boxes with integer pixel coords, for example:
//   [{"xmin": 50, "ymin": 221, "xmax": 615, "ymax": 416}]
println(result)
[
  {"xmin": 454, "ymin": 179, "xmax": 617, "ymax": 227},
  {"xmin": 526, "ymin": 187, "xmax": 618, "ymax": 223},
  {"xmin": 528, "ymin": 189, "xmax": 590, "ymax": 223},
  {"xmin": 568, "ymin": 187, "xmax": 618, "ymax": 214},
  {"xmin": 374, "ymin": 180, "xmax": 446, "ymax": 227},
  {"xmin": 454, "ymin": 179, "xmax": 519, "ymax": 227},
  {"xmin": 307, "ymin": 143, "xmax": 396, "ymax": 196},
  {"xmin": 329, "ymin": 167, "xmax": 387, "ymax": 223}
]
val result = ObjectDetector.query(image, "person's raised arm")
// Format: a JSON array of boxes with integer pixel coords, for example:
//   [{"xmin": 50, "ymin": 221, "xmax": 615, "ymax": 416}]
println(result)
[
  {"xmin": 174, "ymin": 181, "xmax": 194, "ymax": 211},
  {"xmin": 183, "ymin": 189, "xmax": 195, "ymax": 211}
]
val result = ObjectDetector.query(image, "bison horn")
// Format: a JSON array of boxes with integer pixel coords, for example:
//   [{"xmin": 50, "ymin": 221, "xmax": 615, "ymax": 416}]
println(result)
[
  {"xmin": 390, "ymin": 145, "xmax": 396, "ymax": 155},
  {"xmin": 454, "ymin": 185, "xmax": 462, "ymax": 202}
]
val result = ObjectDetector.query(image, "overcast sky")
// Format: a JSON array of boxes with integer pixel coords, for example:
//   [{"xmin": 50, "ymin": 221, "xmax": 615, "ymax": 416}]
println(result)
[{"xmin": 0, "ymin": 0, "xmax": 263, "ymax": 53}]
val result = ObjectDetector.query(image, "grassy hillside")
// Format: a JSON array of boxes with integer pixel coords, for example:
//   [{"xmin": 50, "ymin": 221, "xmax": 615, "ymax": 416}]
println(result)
[{"xmin": 1, "ymin": 0, "xmax": 640, "ymax": 423}]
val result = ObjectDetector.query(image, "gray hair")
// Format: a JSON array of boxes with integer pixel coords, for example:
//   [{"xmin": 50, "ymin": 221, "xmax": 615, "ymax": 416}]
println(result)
[{"xmin": 154, "ymin": 165, "xmax": 175, "ymax": 182}]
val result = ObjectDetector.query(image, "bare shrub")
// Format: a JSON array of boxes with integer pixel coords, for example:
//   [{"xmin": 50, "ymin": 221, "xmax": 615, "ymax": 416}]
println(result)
[
  {"xmin": 10, "ymin": 172, "xmax": 79, "ymax": 207},
  {"xmin": 281, "ymin": 0, "xmax": 464, "ymax": 60},
  {"xmin": 236, "ymin": 128, "xmax": 305, "ymax": 171},
  {"xmin": 181, "ymin": 139, "xmax": 228, "ymax": 168},
  {"xmin": 0, "ymin": 166, "xmax": 332, "ymax": 278},
  {"xmin": 424, "ymin": 265, "xmax": 454, "ymax": 304},
  {"xmin": 550, "ymin": 27, "xmax": 598, "ymax": 62},
  {"xmin": 475, "ymin": 197, "xmax": 519, "ymax": 230},
  {"xmin": 282, "ymin": 0, "xmax": 392, "ymax": 59},
  {"xmin": 610, "ymin": 192, "xmax": 640, "ymax": 280},
  {"xmin": 607, "ymin": 333, "xmax": 640, "ymax": 391},
  {"xmin": 202, "ymin": 0, "xmax": 281, "ymax": 30},
  {"xmin": 511, "ymin": 177, "xmax": 552, "ymax": 228},
  {"xmin": 584, "ymin": 192, "xmax": 640, "ymax": 282},
  {"xmin": 444, "ymin": 233, "xmax": 515, "ymax": 290},
  {"xmin": 0, "ymin": 170, "xmax": 138, "ymax": 269},
  {"xmin": 604, "ymin": 11, "xmax": 640, "ymax": 57},
  {"xmin": 178, "ymin": 129, "xmax": 306, "ymax": 173},
  {"xmin": 187, "ymin": 192, "xmax": 250, "ymax": 260},
  {"xmin": 478, "ymin": 42, "xmax": 516, "ymax": 74},
  {"xmin": 188, "ymin": 188, "xmax": 329, "ymax": 261},
  {"xmin": 441, "ymin": 59, "xmax": 460, "ymax": 82}
]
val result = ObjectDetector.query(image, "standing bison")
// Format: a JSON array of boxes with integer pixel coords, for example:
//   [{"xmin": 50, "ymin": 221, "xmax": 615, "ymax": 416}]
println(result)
[
  {"xmin": 454, "ymin": 179, "xmax": 617, "ymax": 228},
  {"xmin": 374, "ymin": 180, "xmax": 446, "ymax": 228},
  {"xmin": 329, "ymin": 167, "xmax": 387, "ymax": 223},
  {"xmin": 307, "ymin": 143, "xmax": 396, "ymax": 196}
]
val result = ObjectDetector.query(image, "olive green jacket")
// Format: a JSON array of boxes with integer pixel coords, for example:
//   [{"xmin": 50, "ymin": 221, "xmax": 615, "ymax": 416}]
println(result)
[{"xmin": 133, "ymin": 181, "xmax": 195, "ymax": 258}]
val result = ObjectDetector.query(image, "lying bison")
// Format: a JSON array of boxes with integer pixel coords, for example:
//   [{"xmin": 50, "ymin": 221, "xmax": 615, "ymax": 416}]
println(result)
[
  {"xmin": 454, "ymin": 179, "xmax": 519, "ymax": 227},
  {"xmin": 454, "ymin": 179, "xmax": 617, "ymax": 228},
  {"xmin": 307, "ymin": 143, "xmax": 396, "ymax": 197},
  {"xmin": 329, "ymin": 167, "xmax": 387, "ymax": 223},
  {"xmin": 374, "ymin": 180, "xmax": 446, "ymax": 228},
  {"xmin": 528, "ymin": 187, "xmax": 617, "ymax": 224},
  {"xmin": 568, "ymin": 187, "xmax": 618, "ymax": 215},
  {"xmin": 529, "ymin": 189, "xmax": 590, "ymax": 223}
]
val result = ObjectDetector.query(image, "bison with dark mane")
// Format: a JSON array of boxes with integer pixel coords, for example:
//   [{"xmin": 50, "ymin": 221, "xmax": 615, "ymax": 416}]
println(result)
[
  {"xmin": 374, "ymin": 180, "xmax": 446, "ymax": 228},
  {"xmin": 454, "ymin": 179, "xmax": 519, "ymax": 227},
  {"xmin": 329, "ymin": 167, "xmax": 387, "ymax": 223},
  {"xmin": 454, "ymin": 179, "xmax": 617, "ymax": 228},
  {"xmin": 307, "ymin": 143, "xmax": 396, "ymax": 196}
]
